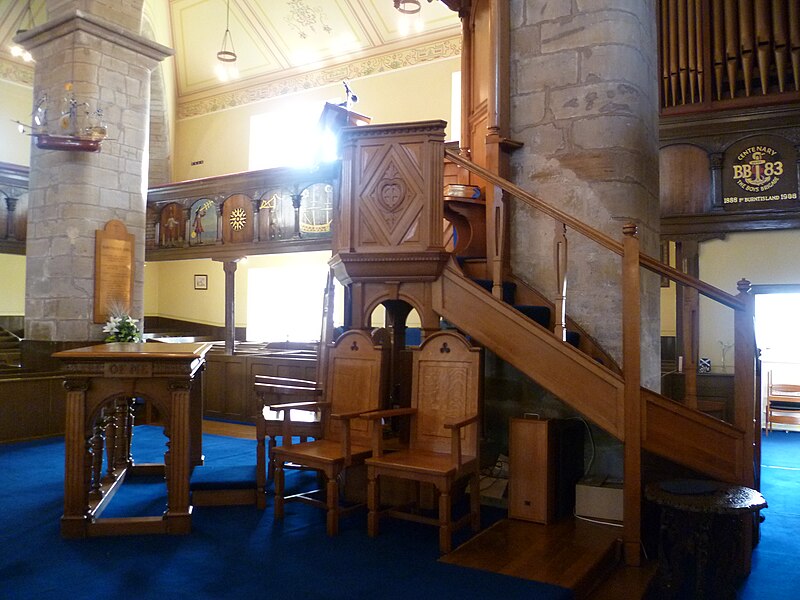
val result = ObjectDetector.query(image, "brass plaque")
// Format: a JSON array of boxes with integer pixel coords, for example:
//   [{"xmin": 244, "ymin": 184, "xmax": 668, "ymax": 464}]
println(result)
[
  {"xmin": 94, "ymin": 220, "xmax": 135, "ymax": 323},
  {"xmin": 722, "ymin": 136, "xmax": 798, "ymax": 210}
]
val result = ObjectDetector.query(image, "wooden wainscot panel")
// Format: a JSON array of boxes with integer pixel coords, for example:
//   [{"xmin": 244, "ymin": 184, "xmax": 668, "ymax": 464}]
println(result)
[
  {"xmin": 0, "ymin": 374, "xmax": 66, "ymax": 442},
  {"xmin": 204, "ymin": 353, "xmax": 248, "ymax": 422},
  {"xmin": 204, "ymin": 350, "xmax": 320, "ymax": 423},
  {"xmin": 660, "ymin": 144, "xmax": 712, "ymax": 216},
  {"xmin": 248, "ymin": 353, "xmax": 318, "ymax": 421}
]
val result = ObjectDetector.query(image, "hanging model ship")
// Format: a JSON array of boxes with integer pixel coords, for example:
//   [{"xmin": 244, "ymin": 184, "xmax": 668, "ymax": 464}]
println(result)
[{"xmin": 18, "ymin": 82, "xmax": 108, "ymax": 152}]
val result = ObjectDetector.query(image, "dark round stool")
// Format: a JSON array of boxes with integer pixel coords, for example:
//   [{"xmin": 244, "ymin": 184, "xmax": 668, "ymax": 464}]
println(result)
[{"xmin": 645, "ymin": 479, "xmax": 767, "ymax": 600}]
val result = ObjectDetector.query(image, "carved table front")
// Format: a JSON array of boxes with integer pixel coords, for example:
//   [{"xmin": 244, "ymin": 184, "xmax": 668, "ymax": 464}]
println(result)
[{"xmin": 53, "ymin": 342, "xmax": 212, "ymax": 538}]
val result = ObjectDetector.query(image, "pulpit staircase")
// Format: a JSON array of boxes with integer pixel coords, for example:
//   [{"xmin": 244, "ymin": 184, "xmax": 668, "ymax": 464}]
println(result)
[
  {"xmin": 331, "ymin": 121, "xmax": 759, "ymax": 594},
  {"xmin": 437, "ymin": 149, "xmax": 757, "ymax": 487}
]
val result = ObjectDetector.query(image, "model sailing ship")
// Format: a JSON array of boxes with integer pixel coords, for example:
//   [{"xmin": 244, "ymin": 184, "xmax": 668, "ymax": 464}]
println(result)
[{"xmin": 20, "ymin": 82, "xmax": 108, "ymax": 152}]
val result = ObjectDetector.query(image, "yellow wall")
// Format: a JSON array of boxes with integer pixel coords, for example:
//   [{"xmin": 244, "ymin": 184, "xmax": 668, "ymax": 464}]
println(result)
[
  {"xmin": 143, "ymin": 0, "xmax": 178, "ymax": 178},
  {"xmin": 0, "ymin": 80, "xmax": 33, "ymax": 166},
  {"xmin": 660, "ymin": 242, "xmax": 677, "ymax": 337},
  {"xmin": 0, "ymin": 254, "xmax": 26, "ymax": 315},
  {"xmin": 173, "ymin": 57, "xmax": 460, "ymax": 180},
  {"xmin": 698, "ymin": 229, "xmax": 800, "ymax": 366},
  {"xmin": 144, "ymin": 259, "xmax": 226, "ymax": 326},
  {"xmin": 144, "ymin": 251, "xmax": 334, "ymax": 331}
]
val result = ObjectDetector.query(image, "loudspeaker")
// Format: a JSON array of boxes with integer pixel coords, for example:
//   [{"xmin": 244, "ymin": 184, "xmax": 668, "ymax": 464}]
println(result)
[{"xmin": 508, "ymin": 418, "xmax": 584, "ymax": 523}]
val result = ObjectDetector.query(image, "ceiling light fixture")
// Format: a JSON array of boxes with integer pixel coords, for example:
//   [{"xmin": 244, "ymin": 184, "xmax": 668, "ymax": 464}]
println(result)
[
  {"xmin": 215, "ymin": 0, "xmax": 238, "ymax": 82},
  {"xmin": 393, "ymin": 0, "xmax": 422, "ymax": 14},
  {"xmin": 10, "ymin": 1, "xmax": 35, "ymax": 63}
]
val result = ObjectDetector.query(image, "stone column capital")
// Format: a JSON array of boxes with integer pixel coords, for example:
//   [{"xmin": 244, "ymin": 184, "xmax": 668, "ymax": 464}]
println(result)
[{"xmin": 14, "ymin": 9, "xmax": 173, "ymax": 66}]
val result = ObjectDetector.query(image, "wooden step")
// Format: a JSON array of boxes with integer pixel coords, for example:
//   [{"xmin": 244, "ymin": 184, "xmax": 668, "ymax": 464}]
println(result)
[{"xmin": 442, "ymin": 517, "xmax": 627, "ymax": 599}]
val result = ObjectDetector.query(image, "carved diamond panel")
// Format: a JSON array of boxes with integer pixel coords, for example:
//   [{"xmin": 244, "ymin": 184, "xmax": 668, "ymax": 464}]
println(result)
[{"xmin": 357, "ymin": 143, "xmax": 426, "ymax": 248}]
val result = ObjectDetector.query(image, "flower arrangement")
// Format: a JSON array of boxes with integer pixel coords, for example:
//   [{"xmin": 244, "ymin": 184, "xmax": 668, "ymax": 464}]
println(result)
[{"xmin": 102, "ymin": 313, "xmax": 142, "ymax": 343}]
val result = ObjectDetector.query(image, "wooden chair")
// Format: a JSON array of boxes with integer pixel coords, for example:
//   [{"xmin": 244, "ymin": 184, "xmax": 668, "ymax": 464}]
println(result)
[
  {"xmin": 766, "ymin": 370, "xmax": 800, "ymax": 434},
  {"xmin": 190, "ymin": 371, "xmax": 322, "ymax": 510},
  {"xmin": 362, "ymin": 330, "xmax": 482, "ymax": 554},
  {"xmin": 268, "ymin": 329, "xmax": 388, "ymax": 535},
  {"xmin": 254, "ymin": 374, "xmax": 324, "ymax": 485}
]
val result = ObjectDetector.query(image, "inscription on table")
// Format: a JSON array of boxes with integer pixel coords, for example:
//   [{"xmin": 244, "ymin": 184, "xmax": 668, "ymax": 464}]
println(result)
[{"xmin": 104, "ymin": 362, "xmax": 153, "ymax": 378}]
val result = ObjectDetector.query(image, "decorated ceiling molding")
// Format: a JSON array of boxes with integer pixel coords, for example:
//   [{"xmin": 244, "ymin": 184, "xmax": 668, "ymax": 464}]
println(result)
[{"xmin": 0, "ymin": 0, "xmax": 461, "ymax": 117}]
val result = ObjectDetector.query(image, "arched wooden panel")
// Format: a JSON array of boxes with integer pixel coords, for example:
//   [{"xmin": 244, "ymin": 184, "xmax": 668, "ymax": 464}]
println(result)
[
  {"xmin": 159, "ymin": 202, "xmax": 185, "ymax": 247},
  {"xmin": 189, "ymin": 199, "xmax": 217, "ymax": 246},
  {"xmin": 221, "ymin": 194, "xmax": 254, "ymax": 244},
  {"xmin": 660, "ymin": 144, "xmax": 712, "ymax": 215}
]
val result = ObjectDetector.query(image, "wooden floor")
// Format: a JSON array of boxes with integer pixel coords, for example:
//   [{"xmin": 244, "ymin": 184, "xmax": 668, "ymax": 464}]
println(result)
[
  {"xmin": 444, "ymin": 517, "xmax": 657, "ymax": 599},
  {"xmin": 202, "ymin": 419, "xmax": 656, "ymax": 599}
]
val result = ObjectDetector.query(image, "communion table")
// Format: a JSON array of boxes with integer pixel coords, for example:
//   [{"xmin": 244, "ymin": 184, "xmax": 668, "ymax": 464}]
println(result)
[{"xmin": 53, "ymin": 342, "xmax": 213, "ymax": 538}]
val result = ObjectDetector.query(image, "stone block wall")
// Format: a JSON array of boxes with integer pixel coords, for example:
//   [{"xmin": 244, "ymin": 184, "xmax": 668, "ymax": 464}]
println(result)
[
  {"xmin": 19, "ymin": 9, "xmax": 171, "ymax": 343},
  {"xmin": 508, "ymin": 0, "xmax": 661, "ymax": 388}
]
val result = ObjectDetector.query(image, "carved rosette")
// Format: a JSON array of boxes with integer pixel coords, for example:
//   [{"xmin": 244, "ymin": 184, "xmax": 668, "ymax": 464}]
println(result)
[{"xmin": 373, "ymin": 164, "xmax": 408, "ymax": 228}]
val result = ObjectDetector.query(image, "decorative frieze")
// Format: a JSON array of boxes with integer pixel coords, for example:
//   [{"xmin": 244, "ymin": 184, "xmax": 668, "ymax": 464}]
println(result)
[{"xmin": 177, "ymin": 36, "xmax": 462, "ymax": 120}]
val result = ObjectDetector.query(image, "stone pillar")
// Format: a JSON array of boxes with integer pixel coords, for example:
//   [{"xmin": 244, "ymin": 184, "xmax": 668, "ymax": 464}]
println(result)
[
  {"xmin": 15, "ymin": 8, "xmax": 171, "ymax": 368},
  {"xmin": 508, "ymin": 1, "xmax": 661, "ymax": 388}
]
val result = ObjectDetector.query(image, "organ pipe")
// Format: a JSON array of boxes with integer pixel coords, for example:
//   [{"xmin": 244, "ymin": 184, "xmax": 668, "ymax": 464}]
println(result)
[{"xmin": 660, "ymin": 0, "xmax": 800, "ymax": 108}]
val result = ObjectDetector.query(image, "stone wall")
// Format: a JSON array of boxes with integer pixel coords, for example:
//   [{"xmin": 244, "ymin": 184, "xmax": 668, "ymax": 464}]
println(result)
[
  {"xmin": 19, "ymin": 9, "xmax": 171, "ymax": 343},
  {"xmin": 508, "ymin": 0, "xmax": 661, "ymax": 389}
]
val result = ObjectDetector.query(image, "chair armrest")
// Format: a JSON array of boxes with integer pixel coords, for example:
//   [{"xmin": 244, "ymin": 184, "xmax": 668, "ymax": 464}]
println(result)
[
  {"xmin": 359, "ymin": 407, "xmax": 417, "ymax": 421},
  {"xmin": 443, "ymin": 414, "xmax": 479, "ymax": 430},
  {"xmin": 255, "ymin": 375, "xmax": 317, "ymax": 386},
  {"xmin": 330, "ymin": 409, "xmax": 371, "ymax": 421},
  {"xmin": 262, "ymin": 400, "xmax": 330, "ymax": 448},
  {"xmin": 254, "ymin": 383, "xmax": 323, "ymax": 397},
  {"xmin": 444, "ymin": 414, "xmax": 479, "ymax": 467},
  {"xmin": 262, "ymin": 400, "xmax": 329, "ymax": 412},
  {"xmin": 359, "ymin": 408, "xmax": 418, "ymax": 457},
  {"xmin": 328, "ymin": 412, "xmax": 371, "ymax": 467}
]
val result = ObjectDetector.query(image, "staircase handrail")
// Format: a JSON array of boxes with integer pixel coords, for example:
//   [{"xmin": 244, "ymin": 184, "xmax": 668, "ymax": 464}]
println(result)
[{"xmin": 444, "ymin": 149, "xmax": 745, "ymax": 311}]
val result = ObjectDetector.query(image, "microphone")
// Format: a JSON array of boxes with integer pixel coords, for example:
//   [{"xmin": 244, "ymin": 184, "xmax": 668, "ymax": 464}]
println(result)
[{"xmin": 342, "ymin": 81, "xmax": 358, "ymax": 105}]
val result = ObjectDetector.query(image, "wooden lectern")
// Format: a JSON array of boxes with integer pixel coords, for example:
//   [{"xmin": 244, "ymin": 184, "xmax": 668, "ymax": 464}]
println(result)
[
  {"xmin": 53, "ymin": 342, "xmax": 212, "ymax": 538},
  {"xmin": 317, "ymin": 102, "xmax": 371, "ymax": 133}
]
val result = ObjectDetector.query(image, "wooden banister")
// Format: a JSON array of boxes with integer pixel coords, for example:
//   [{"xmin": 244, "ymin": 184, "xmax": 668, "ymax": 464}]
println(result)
[
  {"xmin": 444, "ymin": 148, "xmax": 758, "ymax": 490},
  {"xmin": 734, "ymin": 278, "xmax": 757, "ymax": 487},
  {"xmin": 445, "ymin": 148, "xmax": 745, "ymax": 310},
  {"xmin": 622, "ymin": 223, "xmax": 643, "ymax": 566},
  {"xmin": 445, "ymin": 149, "xmax": 624, "ymax": 256}
]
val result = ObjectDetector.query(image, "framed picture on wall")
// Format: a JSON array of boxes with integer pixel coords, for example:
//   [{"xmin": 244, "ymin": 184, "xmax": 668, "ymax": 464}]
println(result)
[{"xmin": 194, "ymin": 274, "xmax": 208, "ymax": 290}]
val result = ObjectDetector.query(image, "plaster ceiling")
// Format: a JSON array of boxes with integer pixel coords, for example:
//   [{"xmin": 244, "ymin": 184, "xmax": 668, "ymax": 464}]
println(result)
[{"xmin": 1, "ymin": 1, "xmax": 461, "ymax": 106}]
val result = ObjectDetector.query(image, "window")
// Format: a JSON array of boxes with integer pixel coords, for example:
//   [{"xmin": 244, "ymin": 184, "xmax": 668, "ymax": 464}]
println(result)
[
  {"xmin": 246, "ymin": 252, "xmax": 334, "ymax": 342},
  {"xmin": 755, "ymin": 292, "xmax": 800, "ymax": 363},
  {"xmin": 249, "ymin": 103, "xmax": 337, "ymax": 171}
]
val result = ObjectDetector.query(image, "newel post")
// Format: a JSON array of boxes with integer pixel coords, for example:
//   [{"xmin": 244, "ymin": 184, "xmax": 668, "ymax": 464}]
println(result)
[
  {"xmin": 622, "ymin": 222, "xmax": 642, "ymax": 566},
  {"xmin": 734, "ymin": 278, "xmax": 757, "ymax": 487}
]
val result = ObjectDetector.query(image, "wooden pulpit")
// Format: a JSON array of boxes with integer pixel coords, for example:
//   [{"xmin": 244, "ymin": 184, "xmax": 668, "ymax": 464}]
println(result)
[{"xmin": 53, "ymin": 342, "xmax": 212, "ymax": 538}]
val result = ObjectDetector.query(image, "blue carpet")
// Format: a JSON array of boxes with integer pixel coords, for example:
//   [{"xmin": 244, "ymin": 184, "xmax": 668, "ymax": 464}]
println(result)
[
  {"xmin": 0, "ymin": 426, "xmax": 572, "ymax": 600},
  {"xmin": 737, "ymin": 431, "xmax": 800, "ymax": 598}
]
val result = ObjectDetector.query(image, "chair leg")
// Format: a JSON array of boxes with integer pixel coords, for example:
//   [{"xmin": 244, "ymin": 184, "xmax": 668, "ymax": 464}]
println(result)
[
  {"xmin": 367, "ymin": 469, "xmax": 379, "ymax": 537},
  {"xmin": 274, "ymin": 461, "xmax": 285, "ymax": 520},
  {"xmin": 255, "ymin": 433, "xmax": 267, "ymax": 510},
  {"xmin": 326, "ymin": 476, "xmax": 339, "ymax": 536},
  {"xmin": 438, "ymin": 489, "xmax": 452, "ymax": 554},
  {"xmin": 267, "ymin": 437, "xmax": 277, "ymax": 480}
]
